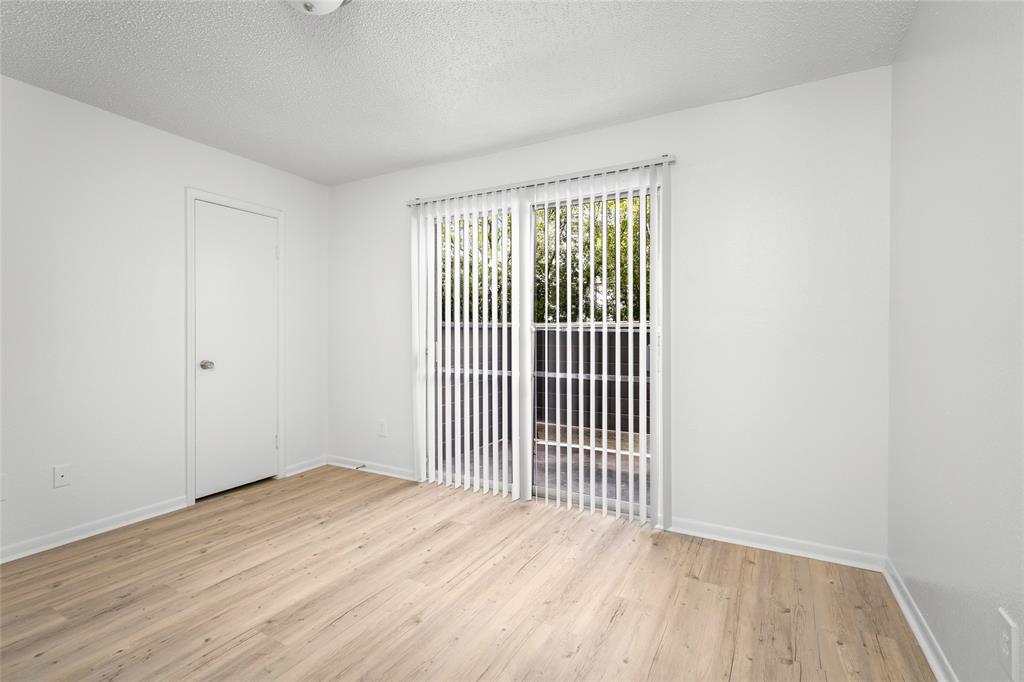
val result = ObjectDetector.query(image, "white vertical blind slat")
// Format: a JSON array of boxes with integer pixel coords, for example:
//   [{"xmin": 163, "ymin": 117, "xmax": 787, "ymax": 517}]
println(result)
[
  {"xmin": 500, "ymin": 194, "xmax": 509, "ymax": 497},
  {"xmin": 432, "ymin": 203, "xmax": 440, "ymax": 484},
  {"xmin": 456, "ymin": 196, "xmax": 465, "ymax": 487},
  {"xmin": 588, "ymin": 178, "xmax": 596, "ymax": 513},
  {"xmin": 425, "ymin": 204, "xmax": 436, "ymax": 483},
  {"xmin": 492, "ymin": 195, "xmax": 500, "ymax": 495},
  {"xmin": 565, "ymin": 179, "xmax": 574, "ymax": 510},
  {"xmin": 479, "ymin": 196, "xmax": 488, "ymax": 491},
  {"xmin": 457, "ymin": 196, "xmax": 465, "ymax": 489},
  {"xmin": 577, "ymin": 174, "xmax": 585, "ymax": 503},
  {"xmin": 639, "ymin": 169, "xmax": 650, "ymax": 523},
  {"xmin": 436, "ymin": 202, "xmax": 444, "ymax": 484},
  {"xmin": 479, "ymin": 200, "xmax": 488, "ymax": 493},
  {"xmin": 433, "ymin": 203, "xmax": 439, "ymax": 483},
  {"xmin": 448, "ymin": 199, "xmax": 455, "ymax": 485},
  {"xmin": 411, "ymin": 206, "xmax": 426, "ymax": 482},
  {"xmin": 492, "ymin": 196, "xmax": 499, "ymax": 496},
  {"xmin": 510, "ymin": 188, "xmax": 521, "ymax": 500},
  {"xmin": 557, "ymin": 180, "xmax": 565, "ymax": 503},
  {"xmin": 471, "ymin": 194, "xmax": 480, "ymax": 490},
  {"xmin": 483, "ymin": 195, "xmax": 492, "ymax": 493},
  {"xmin": 600, "ymin": 175, "xmax": 609, "ymax": 516},
  {"xmin": 613, "ymin": 180, "xmax": 622, "ymax": 517},
  {"xmin": 493, "ymin": 195, "xmax": 499, "ymax": 495},
  {"xmin": 446, "ymin": 198, "xmax": 455, "ymax": 486},
  {"xmin": 420, "ymin": 206, "xmax": 428, "ymax": 482},
  {"xmin": 497, "ymin": 192, "xmax": 505, "ymax": 493},
  {"xmin": 469, "ymin": 194, "xmax": 477, "ymax": 490},
  {"xmin": 441, "ymin": 203, "xmax": 447, "ymax": 484},
  {"xmin": 622, "ymin": 173, "xmax": 630, "ymax": 518},
  {"xmin": 541, "ymin": 185, "xmax": 550, "ymax": 503},
  {"xmin": 470, "ymin": 198, "xmax": 475, "ymax": 490},
  {"xmin": 467, "ymin": 196, "xmax": 474, "ymax": 489}
]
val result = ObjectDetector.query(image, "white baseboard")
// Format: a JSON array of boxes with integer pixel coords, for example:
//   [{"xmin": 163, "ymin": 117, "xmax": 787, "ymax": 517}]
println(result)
[
  {"xmin": 883, "ymin": 558, "xmax": 958, "ymax": 682},
  {"xmin": 668, "ymin": 517, "xmax": 952, "ymax": 681},
  {"xmin": 325, "ymin": 455, "xmax": 419, "ymax": 482},
  {"xmin": 668, "ymin": 516, "xmax": 887, "ymax": 572},
  {"xmin": 284, "ymin": 455, "xmax": 327, "ymax": 477},
  {"xmin": 0, "ymin": 495, "xmax": 188, "ymax": 564},
  {"xmin": 0, "ymin": 456, "xmax": 416, "ymax": 564}
]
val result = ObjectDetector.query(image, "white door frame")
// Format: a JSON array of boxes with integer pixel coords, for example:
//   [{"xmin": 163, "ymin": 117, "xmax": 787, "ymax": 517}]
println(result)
[{"xmin": 185, "ymin": 188, "xmax": 286, "ymax": 505}]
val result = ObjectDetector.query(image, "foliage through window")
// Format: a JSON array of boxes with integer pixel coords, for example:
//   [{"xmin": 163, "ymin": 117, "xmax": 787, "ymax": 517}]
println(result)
[
  {"xmin": 435, "ymin": 193, "xmax": 651, "ymax": 325},
  {"xmin": 438, "ymin": 213, "xmax": 512, "ymax": 321},
  {"xmin": 533, "ymin": 194, "xmax": 650, "ymax": 323}
]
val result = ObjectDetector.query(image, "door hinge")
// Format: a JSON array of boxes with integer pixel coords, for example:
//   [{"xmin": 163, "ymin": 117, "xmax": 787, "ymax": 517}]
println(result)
[
  {"xmin": 275, "ymin": 434, "xmax": 279, "ymax": 449},
  {"xmin": 275, "ymin": 245, "xmax": 280, "ymax": 260}
]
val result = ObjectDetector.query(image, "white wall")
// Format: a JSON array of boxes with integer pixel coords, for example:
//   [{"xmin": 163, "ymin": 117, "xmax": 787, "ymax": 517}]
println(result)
[
  {"xmin": 889, "ymin": 3, "xmax": 1024, "ymax": 680},
  {"xmin": 1, "ymin": 77, "xmax": 330, "ymax": 556},
  {"xmin": 329, "ymin": 67, "xmax": 893, "ymax": 558}
]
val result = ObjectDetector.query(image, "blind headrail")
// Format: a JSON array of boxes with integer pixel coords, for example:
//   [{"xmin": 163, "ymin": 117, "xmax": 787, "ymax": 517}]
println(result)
[{"xmin": 406, "ymin": 154, "xmax": 675, "ymax": 207}]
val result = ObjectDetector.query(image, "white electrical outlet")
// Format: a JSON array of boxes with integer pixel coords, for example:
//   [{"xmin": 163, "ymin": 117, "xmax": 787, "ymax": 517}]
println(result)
[
  {"xmin": 376, "ymin": 419, "xmax": 388, "ymax": 438},
  {"xmin": 53, "ymin": 464, "xmax": 71, "ymax": 488},
  {"xmin": 999, "ymin": 607, "xmax": 1021, "ymax": 682}
]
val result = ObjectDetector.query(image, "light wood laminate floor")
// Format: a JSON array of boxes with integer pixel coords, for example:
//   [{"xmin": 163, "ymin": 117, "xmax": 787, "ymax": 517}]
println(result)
[{"xmin": 1, "ymin": 466, "xmax": 933, "ymax": 681}]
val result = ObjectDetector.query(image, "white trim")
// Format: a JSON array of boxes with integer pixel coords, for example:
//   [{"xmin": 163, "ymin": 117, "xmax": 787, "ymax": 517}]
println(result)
[
  {"xmin": 185, "ymin": 188, "xmax": 286, "ymax": 505},
  {"xmin": 326, "ymin": 455, "xmax": 419, "ymax": 482},
  {"xmin": 0, "ymin": 496, "xmax": 188, "ymax": 564},
  {"xmin": 668, "ymin": 518, "xmax": 953, "ymax": 681},
  {"xmin": 0, "ymin": 455, "xmax": 387, "ymax": 564},
  {"xmin": 883, "ymin": 558, "xmax": 958, "ymax": 682},
  {"xmin": 668, "ymin": 516, "xmax": 886, "ymax": 571},
  {"xmin": 284, "ymin": 456, "xmax": 328, "ymax": 477}
]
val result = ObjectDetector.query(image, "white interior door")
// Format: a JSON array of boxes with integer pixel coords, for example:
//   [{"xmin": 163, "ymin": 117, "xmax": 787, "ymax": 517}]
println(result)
[{"xmin": 195, "ymin": 199, "xmax": 279, "ymax": 498}]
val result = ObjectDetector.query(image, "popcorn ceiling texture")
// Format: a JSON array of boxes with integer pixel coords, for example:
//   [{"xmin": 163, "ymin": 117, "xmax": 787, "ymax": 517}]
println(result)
[{"xmin": 1, "ymin": 0, "xmax": 915, "ymax": 184}]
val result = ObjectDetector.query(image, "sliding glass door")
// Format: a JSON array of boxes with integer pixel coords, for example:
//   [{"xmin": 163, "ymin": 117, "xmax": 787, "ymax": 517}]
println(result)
[
  {"xmin": 410, "ymin": 159, "xmax": 669, "ymax": 526},
  {"xmin": 529, "ymin": 171, "xmax": 657, "ymax": 522},
  {"xmin": 412, "ymin": 191, "xmax": 520, "ymax": 496}
]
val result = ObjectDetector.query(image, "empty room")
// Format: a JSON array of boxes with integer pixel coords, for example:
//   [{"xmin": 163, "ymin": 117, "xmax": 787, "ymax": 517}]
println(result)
[{"xmin": 1, "ymin": 0, "xmax": 1021, "ymax": 680}]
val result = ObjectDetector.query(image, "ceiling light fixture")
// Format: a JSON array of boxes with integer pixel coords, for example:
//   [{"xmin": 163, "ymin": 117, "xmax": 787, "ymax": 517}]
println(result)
[{"xmin": 289, "ymin": 0, "xmax": 352, "ymax": 16}]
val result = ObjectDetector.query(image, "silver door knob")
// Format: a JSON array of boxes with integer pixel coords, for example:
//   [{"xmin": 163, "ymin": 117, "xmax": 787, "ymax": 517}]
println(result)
[{"xmin": 199, "ymin": 360, "xmax": 215, "ymax": 370}]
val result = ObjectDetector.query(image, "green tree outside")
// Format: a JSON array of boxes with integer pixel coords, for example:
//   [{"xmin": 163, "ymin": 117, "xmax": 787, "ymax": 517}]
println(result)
[{"xmin": 436, "ymin": 193, "xmax": 651, "ymax": 324}]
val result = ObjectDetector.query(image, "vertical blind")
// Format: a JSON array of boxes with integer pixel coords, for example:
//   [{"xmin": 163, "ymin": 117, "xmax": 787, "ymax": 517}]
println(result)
[
  {"xmin": 530, "ymin": 164, "xmax": 663, "ymax": 524},
  {"xmin": 411, "ymin": 157, "xmax": 671, "ymax": 525},
  {"xmin": 411, "ymin": 191, "xmax": 521, "ymax": 497}
]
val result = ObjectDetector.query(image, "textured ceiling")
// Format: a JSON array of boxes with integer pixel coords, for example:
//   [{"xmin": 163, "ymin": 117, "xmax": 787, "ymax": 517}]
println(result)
[{"xmin": 1, "ymin": 1, "xmax": 916, "ymax": 185}]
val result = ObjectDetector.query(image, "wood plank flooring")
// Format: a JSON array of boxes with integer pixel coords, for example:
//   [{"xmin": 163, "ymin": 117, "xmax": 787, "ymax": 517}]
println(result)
[{"xmin": 0, "ymin": 466, "xmax": 934, "ymax": 681}]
